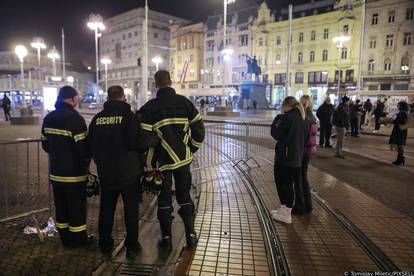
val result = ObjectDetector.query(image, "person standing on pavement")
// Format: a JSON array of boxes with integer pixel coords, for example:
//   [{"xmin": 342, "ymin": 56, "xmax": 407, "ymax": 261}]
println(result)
[
  {"xmin": 200, "ymin": 98, "xmax": 205, "ymax": 113},
  {"xmin": 389, "ymin": 101, "xmax": 409, "ymax": 166},
  {"xmin": 316, "ymin": 97, "xmax": 334, "ymax": 148},
  {"xmin": 373, "ymin": 99, "xmax": 384, "ymax": 133},
  {"xmin": 2, "ymin": 94, "xmax": 11, "ymax": 121},
  {"xmin": 294, "ymin": 95, "xmax": 317, "ymax": 214},
  {"xmin": 383, "ymin": 98, "xmax": 390, "ymax": 117},
  {"xmin": 139, "ymin": 70, "xmax": 205, "ymax": 251},
  {"xmin": 362, "ymin": 99, "xmax": 373, "ymax": 127},
  {"xmin": 88, "ymin": 86, "xmax": 159, "ymax": 258},
  {"xmin": 332, "ymin": 96, "xmax": 350, "ymax": 158},
  {"xmin": 41, "ymin": 86, "xmax": 94, "ymax": 248},
  {"xmin": 270, "ymin": 96, "xmax": 306, "ymax": 224},
  {"xmin": 350, "ymin": 99, "xmax": 362, "ymax": 137}
]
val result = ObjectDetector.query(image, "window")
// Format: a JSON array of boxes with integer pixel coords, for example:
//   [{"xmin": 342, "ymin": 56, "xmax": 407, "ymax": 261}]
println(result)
[
  {"xmin": 380, "ymin": 84, "xmax": 391, "ymax": 90},
  {"xmin": 308, "ymin": 71, "xmax": 323, "ymax": 84},
  {"xmin": 190, "ymin": 36, "xmax": 194, "ymax": 48},
  {"xmin": 345, "ymin": 70, "xmax": 354, "ymax": 82},
  {"xmin": 372, "ymin": 13, "xmax": 378, "ymax": 25},
  {"xmin": 341, "ymin": 47, "xmax": 347, "ymax": 59},
  {"xmin": 310, "ymin": 31, "xmax": 316, "ymax": 41},
  {"xmin": 322, "ymin": 49, "xmax": 328, "ymax": 61},
  {"xmin": 239, "ymin": 35, "xmax": 248, "ymax": 46},
  {"xmin": 368, "ymin": 59, "xmax": 375, "ymax": 72},
  {"xmin": 298, "ymin": 52, "xmax": 303, "ymax": 63},
  {"xmin": 153, "ymin": 33, "xmax": 158, "ymax": 39},
  {"xmin": 295, "ymin": 72, "xmax": 304, "ymax": 84},
  {"xmin": 407, "ymin": 8, "xmax": 414, "ymax": 20},
  {"xmin": 384, "ymin": 58, "xmax": 391, "ymax": 72},
  {"xmin": 334, "ymin": 70, "xmax": 343, "ymax": 82},
  {"xmin": 369, "ymin": 37, "xmax": 377, "ymax": 48},
  {"xmin": 206, "ymin": 58, "xmax": 214, "ymax": 67},
  {"xmin": 343, "ymin": 25, "xmax": 349, "ymax": 34},
  {"xmin": 276, "ymin": 54, "xmax": 281, "ymax": 64},
  {"xmin": 276, "ymin": 36, "xmax": 281, "ymax": 45},
  {"xmin": 324, "ymin": 28, "xmax": 329, "ymax": 39},
  {"xmin": 258, "ymin": 38, "xmax": 264, "ymax": 46},
  {"xmin": 206, "ymin": 40, "xmax": 214, "ymax": 51},
  {"xmin": 388, "ymin": 11, "xmax": 395, "ymax": 23},
  {"xmin": 403, "ymin": 32, "xmax": 412, "ymax": 45},
  {"xmin": 310, "ymin": 51, "xmax": 315, "ymax": 62},
  {"xmin": 386, "ymin": 34, "xmax": 394, "ymax": 47},
  {"xmin": 135, "ymin": 31, "xmax": 138, "ymax": 36},
  {"xmin": 128, "ymin": 32, "xmax": 132, "ymax": 38},
  {"xmin": 274, "ymin": 73, "xmax": 286, "ymax": 85},
  {"xmin": 299, "ymin": 32, "xmax": 304, "ymax": 43}
]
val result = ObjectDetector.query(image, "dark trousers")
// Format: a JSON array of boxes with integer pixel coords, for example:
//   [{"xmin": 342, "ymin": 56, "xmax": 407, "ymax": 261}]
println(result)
[
  {"xmin": 99, "ymin": 181, "xmax": 140, "ymax": 251},
  {"xmin": 351, "ymin": 117, "xmax": 359, "ymax": 136},
  {"xmin": 158, "ymin": 165, "xmax": 194, "ymax": 237},
  {"xmin": 274, "ymin": 164, "xmax": 302, "ymax": 208},
  {"xmin": 299, "ymin": 157, "xmax": 312, "ymax": 212},
  {"xmin": 3, "ymin": 108, "xmax": 11, "ymax": 121},
  {"xmin": 52, "ymin": 183, "xmax": 87, "ymax": 246},
  {"xmin": 319, "ymin": 123, "xmax": 332, "ymax": 146},
  {"xmin": 374, "ymin": 115, "xmax": 381, "ymax": 130}
]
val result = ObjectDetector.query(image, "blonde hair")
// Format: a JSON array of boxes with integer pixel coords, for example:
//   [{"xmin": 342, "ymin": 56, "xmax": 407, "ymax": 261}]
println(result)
[
  {"xmin": 282, "ymin": 96, "xmax": 305, "ymax": 120},
  {"xmin": 300, "ymin": 95, "xmax": 313, "ymax": 118}
]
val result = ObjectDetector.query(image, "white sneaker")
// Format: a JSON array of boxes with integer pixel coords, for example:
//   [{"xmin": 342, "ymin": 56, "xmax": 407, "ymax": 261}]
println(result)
[
  {"xmin": 270, "ymin": 205, "xmax": 286, "ymax": 216},
  {"xmin": 272, "ymin": 207, "xmax": 292, "ymax": 224}
]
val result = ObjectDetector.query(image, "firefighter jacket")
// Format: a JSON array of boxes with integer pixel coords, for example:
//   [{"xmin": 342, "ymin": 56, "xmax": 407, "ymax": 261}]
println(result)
[
  {"xmin": 88, "ymin": 100, "xmax": 159, "ymax": 190},
  {"xmin": 41, "ymin": 101, "xmax": 90, "ymax": 184},
  {"xmin": 139, "ymin": 87, "xmax": 205, "ymax": 172}
]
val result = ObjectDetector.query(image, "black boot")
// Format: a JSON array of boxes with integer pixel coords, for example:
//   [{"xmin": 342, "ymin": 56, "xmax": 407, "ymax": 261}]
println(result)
[
  {"xmin": 181, "ymin": 215, "xmax": 198, "ymax": 248},
  {"xmin": 158, "ymin": 208, "xmax": 173, "ymax": 252},
  {"xmin": 392, "ymin": 155, "xmax": 405, "ymax": 166}
]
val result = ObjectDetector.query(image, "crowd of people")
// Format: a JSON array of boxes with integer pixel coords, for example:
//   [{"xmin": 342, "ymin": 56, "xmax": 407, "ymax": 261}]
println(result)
[
  {"xmin": 40, "ymin": 70, "xmax": 205, "ymax": 259},
  {"xmin": 270, "ymin": 94, "xmax": 412, "ymax": 224}
]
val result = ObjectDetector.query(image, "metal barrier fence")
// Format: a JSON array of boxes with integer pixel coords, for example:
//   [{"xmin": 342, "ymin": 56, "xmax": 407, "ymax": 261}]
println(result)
[{"xmin": 0, "ymin": 139, "xmax": 51, "ymax": 221}]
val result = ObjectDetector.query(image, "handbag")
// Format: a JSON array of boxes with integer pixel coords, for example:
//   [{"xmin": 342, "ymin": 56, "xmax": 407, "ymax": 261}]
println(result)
[
  {"xmin": 140, "ymin": 170, "xmax": 164, "ymax": 195},
  {"xmin": 86, "ymin": 173, "xmax": 100, "ymax": 197}
]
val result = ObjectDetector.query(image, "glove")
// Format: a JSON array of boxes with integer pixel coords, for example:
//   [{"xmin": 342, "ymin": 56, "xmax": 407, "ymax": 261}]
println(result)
[
  {"xmin": 86, "ymin": 173, "xmax": 100, "ymax": 197},
  {"xmin": 141, "ymin": 170, "xmax": 164, "ymax": 195}
]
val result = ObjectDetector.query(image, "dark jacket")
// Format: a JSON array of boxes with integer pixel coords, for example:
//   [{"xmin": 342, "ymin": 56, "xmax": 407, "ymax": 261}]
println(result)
[
  {"xmin": 316, "ymin": 102, "xmax": 334, "ymax": 125},
  {"xmin": 89, "ymin": 100, "xmax": 158, "ymax": 190},
  {"xmin": 271, "ymin": 108, "xmax": 306, "ymax": 168},
  {"xmin": 374, "ymin": 102, "xmax": 384, "ymax": 117},
  {"xmin": 363, "ymin": 101, "xmax": 373, "ymax": 113},
  {"xmin": 2, "ymin": 95, "xmax": 11, "ymax": 110},
  {"xmin": 349, "ymin": 103, "xmax": 362, "ymax": 119},
  {"xmin": 41, "ymin": 101, "xmax": 90, "ymax": 184},
  {"xmin": 389, "ymin": 112, "xmax": 408, "ymax": 146},
  {"xmin": 139, "ymin": 87, "xmax": 205, "ymax": 171},
  {"xmin": 332, "ymin": 103, "xmax": 350, "ymax": 128}
]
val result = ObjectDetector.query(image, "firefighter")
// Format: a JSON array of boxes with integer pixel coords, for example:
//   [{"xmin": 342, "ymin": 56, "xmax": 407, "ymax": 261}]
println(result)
[
  {"xmin": 41, "ymin": 86, "xmax": 93, "ymax": 248},
  {"xmin": 139, "ymin": 70, "xmax": 205, "ymax": 251},
  {"xmin": 88, "ymin": 86, "xmax": 158, "ymax": 258}
]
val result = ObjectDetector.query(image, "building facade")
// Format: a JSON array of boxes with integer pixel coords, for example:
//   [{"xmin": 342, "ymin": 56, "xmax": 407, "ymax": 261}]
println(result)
[
  {"xmin": 99, "ymin": 8, "xmax": 188, "ymax": 102},
  {"xmin": 169, "ymin": 22, "xmax": 204, "ymax": 97},
  {"xmin": 252, "ymin": 0, "xmax": 363, "ymax": 107},
  {"xmin": 360, "ymin": 0, "xmax": 414, "ymax": 110}
]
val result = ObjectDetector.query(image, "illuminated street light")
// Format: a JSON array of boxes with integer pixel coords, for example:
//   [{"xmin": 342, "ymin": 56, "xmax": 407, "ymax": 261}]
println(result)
[
  {"xmin": 87, "ymin": 13, "xmax": 105, "ymax": 103},
  {"xmin": 152, "ymin": 56, "xmax": 162, "ymax": 71},
  {"xmin": 31, "ymin": 37, "xmax": 47, "ymax": 67},
  {"xmin": 15, "ymin": 45, "xmax": 28, "ymax": 108},
  {"xmin": 222, "ymin": 48, "xmax": 234, "ymax": 62},
  {"xmin": 401, "ymin": 65, "xmax": 410, "ymax": 73},
  {"xmin": 101, "ymin": 56, "xmax": 112, "ymax": 93},
  {"xmin": 47, "ymin": 46, "xmax": 60, "ymax": 77},
  {"xmin": 66, "ymin": 76, "xmax": 74, "ymax": 83}
]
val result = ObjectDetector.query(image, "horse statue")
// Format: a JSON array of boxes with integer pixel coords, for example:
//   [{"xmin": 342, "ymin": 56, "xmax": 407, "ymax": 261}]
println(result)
[{"xmin": 246, "ymin": 55, "xmax": 261, "ymax": 81}]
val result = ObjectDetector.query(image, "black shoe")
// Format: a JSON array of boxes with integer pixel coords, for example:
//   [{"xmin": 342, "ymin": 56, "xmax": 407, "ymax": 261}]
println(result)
[
  {"xmin": 126, "ymin": 246, "xmax": 140, "ymax": 260},
  {"xmin": 292, "ymin": 207, "xmax": 306, "ymax": 215},
  {"xmin": 158, "ymin": 236, "xmax": 172, "ymax": 252},
  {"xmin": 392, "ymin": 156, "xmax": 405, "ymax": 166},
  {"xmin": 186, "ymin": 233, "xmax": 198, "ymax": 249},
  {"xmin": 324, "ymin": 144, "xmax": 333, "ymax": 148},
  {"xmin": 81, "ymin": 235, "xmax": 96, "ymax": 247}
]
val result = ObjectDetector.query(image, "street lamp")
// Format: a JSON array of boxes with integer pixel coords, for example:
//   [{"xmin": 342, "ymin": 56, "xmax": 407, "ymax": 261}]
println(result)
[
  {"xmin": 401, "ymin": 65, "xmax": 410, "ymax": 73},
  {"xmin": 47, "ymin": 46, "xmax": 60, "ymax": 77},
  {"xmin": 100, "ymin": 56, "xmax": 112, "ymax": 93},
  {"xmin": 152, "ymin": 56, "xmax": 162, "ymax": 71},
  {"xmin": 87, "ymin": 13, "xmax": 105, "ymax": 103},
  {"xmin": 15, "ymin": 45, "xmax": 28, "ymax": 108},
  {"xmin": 31, "ymin": 37, "xmax": 47, "ymax": 67},
  {"xmin": 332, "ymin": 34, "xmax": 350, "ymax": 100}
]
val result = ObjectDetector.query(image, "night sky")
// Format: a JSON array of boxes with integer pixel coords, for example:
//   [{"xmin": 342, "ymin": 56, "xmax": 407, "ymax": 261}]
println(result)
[{"xmin": 0, "ymin": 0, "xmax": 305, "ymax": 70}]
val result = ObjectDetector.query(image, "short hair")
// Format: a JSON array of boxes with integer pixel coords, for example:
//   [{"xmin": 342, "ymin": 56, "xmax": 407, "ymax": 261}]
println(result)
[
  {"xmin": 398, "ymin": 101, "xmax": 409, "ymax": 112},
  {"xmin": 107, "ymin": 85, "xmax": 124, "ymax": 100},
  {"xmin": 154, "ymin": 70, "xmax": 172, "ymax": 88}
]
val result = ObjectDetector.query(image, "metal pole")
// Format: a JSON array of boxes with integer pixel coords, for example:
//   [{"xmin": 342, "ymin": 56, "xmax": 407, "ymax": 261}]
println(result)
[
  {"xmin": 52, "ymin": 59, "xmax": 57, "ymax": 77},
  {"xmin": 37, "ymin": 48, "xmax": 41, "ymax": 67},
  {"xmin": 222, "ymin": 0, "xmax": 227, "ymax": 107},
  {"xmin": 337, "ymin": 49, "xmax": 341, "ymax": 101},
  {"xmin": 20, "ymin": 61, "xmax": 27, "ymax": 108},
  {"xmin": 356, "ymin": 0, "xmax": 366, "ymax": 98},
  {"xmin": 94, "ymin": 28, "xmax": 100, "ymax": 104},
  {"xmin": 140, "ymin": 0, "xmax": 149, "ymax": 109},
  {"xmin": 62, "ymin": 28, "xmax": 66, "ymax": 80},
  {"xmin": 105, "ymin": 63, "xmax": 108, "ymax": 93},
  {"xmin": 285, "ymin": 5, "xmax": 292, "ymax": 98}
]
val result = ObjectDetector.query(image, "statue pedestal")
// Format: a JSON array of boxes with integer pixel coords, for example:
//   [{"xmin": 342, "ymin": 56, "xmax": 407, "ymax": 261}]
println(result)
[
  {"xmin": 207, "ymin": 106, "xmax": 240, "ymax": 117},
  {"xmin": 238, "ymin": 81, "xmax": 268, "ymax": 109}
]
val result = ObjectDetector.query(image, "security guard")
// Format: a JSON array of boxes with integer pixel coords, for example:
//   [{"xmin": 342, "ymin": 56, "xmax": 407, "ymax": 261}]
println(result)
[
  {"xmin": 41, "ymin": 86, "xmax": 93, "ymax": 248},
  {"xmin": 88, "ymin": 86, "xmax": 158, "ymax": 258},
  {"xmin": 139, "ymin": 70, "xmax": 205, "ymax": 251}
]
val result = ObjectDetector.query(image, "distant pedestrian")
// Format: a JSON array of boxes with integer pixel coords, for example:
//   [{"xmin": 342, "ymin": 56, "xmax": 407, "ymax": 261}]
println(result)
[
  {"xmin": 270, "ymin": 96, "xmax": 306, "ymax": 224},
  {"xmin": 2, "ymin": 94, "xmax": 11, "ymax": 121},
  {"xmin": 294, "ymin": 95, "xmax": 317, "ymax": 214},
  {"xmin": 316, "ymin": 97, "xmax": 334, "ymax": 147},
  {"xmin": 362, "ymin": 99, "xmax": 373, "ymax": 126},
  {"xmin": 373, "ymin": 100, "xmax": 384, "ymax": 133},
  {"xmin": 253, "ymin": 99, "xmax": 257, "ymax": 110},
  {"xmin": 383, "ymin": 98, "xmax": 390, "ymax": 117},
  {"xmin": 332, "ymin": 96, "xmax": 350, "ymax": 158},
  {"xmin": 389, "ymin": 101, "xmax": 409, "ymax": 166},
  {"xmin": 200, "ymin": 98, "xmax": 205, "ymax": 113},
  {"xmin": 41, "ymin": 86, "xmax": 94, "ymax": 248},
  {"xmin": 350, "ymin": 99, "xmax": 362, "ymax": 137}
]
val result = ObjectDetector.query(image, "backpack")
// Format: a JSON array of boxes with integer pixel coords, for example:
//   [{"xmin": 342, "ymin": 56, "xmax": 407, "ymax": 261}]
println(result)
[{"xmin": 400, "ymin": 113, "xmax": 414, "ymax": 130}]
